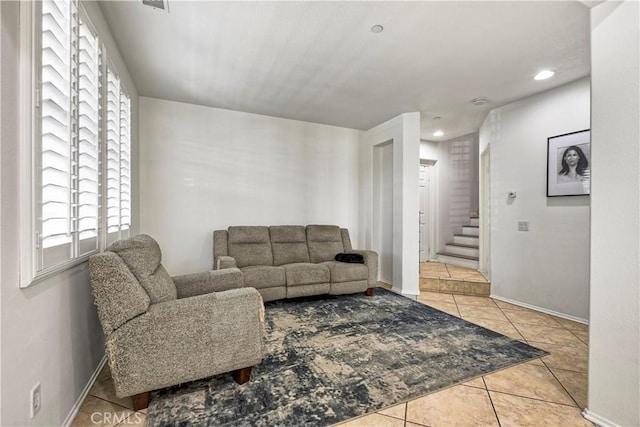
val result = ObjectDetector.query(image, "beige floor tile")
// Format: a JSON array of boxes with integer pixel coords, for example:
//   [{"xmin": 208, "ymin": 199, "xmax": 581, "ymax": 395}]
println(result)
[
  {"xmin": 406, "ymin": 385, "xmax": 499, "ymax": 427},
  {"xmin": 502, "ymin": 309, "xmax": 563, "ymax": 327},
  {"xmin": 457, "ymin": 305, "xmax": 508, "ymax": 321},
  {"xmin": 552, "ymin": 316, "xmax": 589, "ymax": 332},
  {"xmin": 528, "ymin": 340, "xmax": 588, "ymax": 372},
  {"xmin": 462, "ymin": 377, "xmax": 486, "ymax": 389},
  {"xmin": 338, "ymin": 413, "xmax": 405, "ymax": 427},
  {"xmin": 570, "ymin": 329, "xmax": 589, "ymax": 345},
  {"xmin": 483, "ymin": 363, "xmax": 574, "ymax": 406},
  {"xmin": 453, "ymin": 294, "xmax": 497, "ymax": 307},
  {"xmin": 490, "ymin": 391, "xmax": 593, "ymax": 427},
  {"xmin": 96, "ymin": 364, "xmax": 112, "ymax": 384},
  {"xmin": 90, "ymin": 379, "xmax": 134, "ymax": 410},
  {"xmin": 421, "ymin": 300, "xmax": 460, "ymax": 317},
  {"xmin": 377, "ymin": 402, "xmax": 406, "ymax": 420},
  {"xmin": 551, "ymin": 368, "xmax": 588, "ymax": 409},
  {"xmin": 71, "ymin": 396, "xmax": 133, "ymax": 427},
  {"xmin": 512, "ymin": 323, "xmax": 585, "ymax": 346},
  {"xmin": 492, "ymin": 299, "xmax": 531, "ymax": 312},
  {"xmin": 459, "ymin": 316, "xmax": 524, "ymax": 341},
  {"xmin": 418, "ymin": 291, "xmax": 455, "ymax": 303}
]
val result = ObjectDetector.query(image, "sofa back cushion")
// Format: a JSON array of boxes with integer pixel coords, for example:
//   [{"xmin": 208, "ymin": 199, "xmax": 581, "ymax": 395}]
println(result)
[
  {"xmin": 307, "ymin": 225, "xmax": 345, "ymax": 263},
  {"xmin": 89, "ymin": 252, "xmax": 151, "ymax": 335},
  {"xmin": 106, "ymin": 234, "xmax": 177, "ymax": 304},
  {"xmin": 228, "ymin": 226, "xmax": 273, "ymax": 267},
  {"xmin": 270, "ymin": 226, "xmax": 310, "ymax": 266}
]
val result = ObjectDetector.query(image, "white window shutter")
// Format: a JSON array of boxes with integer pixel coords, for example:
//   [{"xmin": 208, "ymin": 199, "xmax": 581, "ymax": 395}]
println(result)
[
  {"xmin": 105, "ymin": 67, "xmax": 121, "ymax": 238},
  {"xmin": 120, "ymin": 92, "xmax": 131, "ymax": 234}
]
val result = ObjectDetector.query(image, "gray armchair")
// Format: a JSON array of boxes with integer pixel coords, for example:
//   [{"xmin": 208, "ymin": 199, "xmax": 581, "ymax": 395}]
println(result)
[{"xmin": 89, "ymin": 234, "xmax": 265, "ymax": 410}]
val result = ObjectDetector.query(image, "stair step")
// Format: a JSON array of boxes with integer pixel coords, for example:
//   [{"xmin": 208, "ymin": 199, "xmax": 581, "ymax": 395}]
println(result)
[
  {"xmin": 462, "ymin": 225, "xmax": 479, "ymax": 236},
  {"xmin": 436, "ymin": 252, "xmax": 480, "ymax": 270},
  {"xmin": 453, "ymin": 234, "xmax": 479, "ymax": 245},
  {"xmin": 436, "ymin": 252, "xmax": 479, "ymax": 261},
  {"xmin": 470, "ymin": 217, "xmax": 480, "ymax": 227},
  {"xmin": 444, "ymin": 243, "xmax": 479, "ymax": 257}
]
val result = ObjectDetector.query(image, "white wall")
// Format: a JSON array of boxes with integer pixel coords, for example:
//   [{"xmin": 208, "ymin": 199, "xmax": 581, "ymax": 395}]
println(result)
[
  {"xmin": 372, "ymin": 143, "xmax": 394, "ymax": 284},
  {"xmin": 139, "ymin": 97, "xmax": 362, "ymax": 274},
  {"xmin": 436, "ymin": 132, "xmax": 479, "ymax": 251},
  {"xmin": 587, "ymin": 1, "xmax": 640, "ymax": 425},
  {"xmin": 0, "ymin": 2, "xmax": 139, "ymax": 425},
  {"xmin": 358, "ymin": 113, "xmax": 420, "ymax": 296},
  {"xmin": 420, "ymin": 139, "xmax": 438, "ymax": 161},
  {"xmin": 480, "ymin": 78, "xmax": 590, "ymax": 320}
]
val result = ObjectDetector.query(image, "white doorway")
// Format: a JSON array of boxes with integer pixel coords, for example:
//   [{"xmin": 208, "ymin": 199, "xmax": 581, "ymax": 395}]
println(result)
[
  {"xmin": 419, "ymin": 160, "xmax": 437, "ymax": 262},
  {"xmin": 373, "ymin": 141, "xmax": 394, "ymax": 284},
  {"xmin": 479, "ymin": 147, "xmax": 491, "ymax": 280}
]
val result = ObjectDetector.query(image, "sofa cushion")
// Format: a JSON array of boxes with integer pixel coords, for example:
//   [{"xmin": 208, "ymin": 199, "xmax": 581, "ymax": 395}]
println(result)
[
  {"xmin": 306, "ymin": 225, "xmax": 345, "ymax": 263},
  {"xmin": 321, "ymin": 261, "xmax": 368, "ymax": 283},
  {"xmin": 283, "ymin": 263, "xmax": 330, "ymax": 286},
  {"xmin": 270, "ymin": 226, "xmax": 310, "ymax": 266},
  {"xmin": 228, "ymin": 226, "xmax": 273, "ymax": 268},
  {"xmin": 106, "ymin": 234, "xmax": 177, "ymax": 303},
  {"xmin": 89, "ymin": 252, "xmax": 151, "ymax": 335},
  {"xmin": 240, "ymin": 266, "xmax": 286, "ymax": 289}
]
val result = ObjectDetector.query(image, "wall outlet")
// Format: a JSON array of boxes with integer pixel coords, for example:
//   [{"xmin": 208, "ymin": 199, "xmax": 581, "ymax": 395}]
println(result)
[
  {"xmin": 518, "ymin": 221, "xmax": 529, "ymax": 232},
  {"xmin": 30, "ymin": 382, "xmax": 41, "ymax": 419}
]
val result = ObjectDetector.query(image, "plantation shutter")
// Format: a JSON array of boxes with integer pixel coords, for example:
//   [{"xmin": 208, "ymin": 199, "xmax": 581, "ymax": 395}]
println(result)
[
  {"xmin": 77, "ymin": 16, "xmax": 100, "ymax": 255},
  {"xmin": 105, "ymin": 67, "xmax": 121, "ymax": 243},
  {"xmin": 119, "ymin": 92, "xmax": 131, "ymax": 235},
  {"xmin": 39, "ymin": 0, "xmax": 73, "ymax": 268}
]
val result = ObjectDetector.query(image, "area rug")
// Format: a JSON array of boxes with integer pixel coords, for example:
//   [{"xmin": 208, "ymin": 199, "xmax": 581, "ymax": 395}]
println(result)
[{"xmin": 146, "ymin": 289, "xmax": 547, "ymax": 427}]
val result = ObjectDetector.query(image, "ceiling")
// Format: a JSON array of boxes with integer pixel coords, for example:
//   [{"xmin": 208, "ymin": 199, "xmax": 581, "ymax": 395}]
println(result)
[{"xmin": 99, "ymin": 1, "xmax": 590, "ymax": 141}]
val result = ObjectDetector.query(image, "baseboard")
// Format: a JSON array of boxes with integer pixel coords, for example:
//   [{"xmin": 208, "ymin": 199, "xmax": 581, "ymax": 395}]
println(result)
[
  {"xmin": 582, "ymin": 409, "xmax": 622, "ymax": 427},
  {"xmin": 489, "ymin": 294, "xmax": 588, "ymax": 325},
  {"xmin": 62, "ymin": 354, "xmax": 108, "ymax": 427}
]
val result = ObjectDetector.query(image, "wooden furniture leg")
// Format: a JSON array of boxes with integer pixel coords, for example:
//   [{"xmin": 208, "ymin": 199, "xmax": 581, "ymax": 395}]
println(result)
[
  {"xmin": 132, "ymin": 391, "xmax": 150, "ymax": 410},
  {"xmin": 365, "ymin": 287, "xmax": 375, "ymax": 297},
  {"xmin": 233, "ymin": 367, "xmax": 252, "ymax": 384}
]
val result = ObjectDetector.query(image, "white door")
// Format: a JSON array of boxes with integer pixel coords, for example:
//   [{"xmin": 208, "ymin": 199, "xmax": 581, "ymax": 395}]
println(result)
[{"xmin": 419, "ymin": 165, "xmax": 432, "ymax": 262}]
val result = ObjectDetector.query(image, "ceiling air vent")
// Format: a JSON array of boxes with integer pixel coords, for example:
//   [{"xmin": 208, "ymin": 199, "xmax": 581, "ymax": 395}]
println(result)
[{"xmin": 141, "ymin": 0, "xmax": 169, "ymax": 13}]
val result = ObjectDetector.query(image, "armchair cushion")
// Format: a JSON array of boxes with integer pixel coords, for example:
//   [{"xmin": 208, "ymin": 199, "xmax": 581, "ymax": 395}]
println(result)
[
  {"xmin": 228, "ymin": 226, "xmax": 273, "ymax": 268},
  {"xmin": 173, "ymin": 268, "xmax": 243, "ymax": 299},
  {"xmin": 240, "ymin": 265, "xmax": 286, "ymax": 289},
  {"xmin": 89, "ymin": 252, "xmax": 150, "ymax": 335},
  {"xmin": 307, "ymin": 225, "xmax": 345, "ymax": 263},
  {"xmin": 270, "ymin": 226, "xmax": 310, "ymax": 266},
  {"xmin": 283, "ymin": 263, "xmax": 330, "ymax": 286},
  {"xmin": 106, "ymin": 234, "xmax": 177, "ymax": 303},
  {"xmin": 320, "ymin": 261, "xmax": 368, "ymax": 283}
]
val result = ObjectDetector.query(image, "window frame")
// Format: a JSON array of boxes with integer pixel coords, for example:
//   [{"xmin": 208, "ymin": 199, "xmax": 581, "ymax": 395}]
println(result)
[{"xmin": 19, "ymin": 0, "xmax": 133, "ymax": 288}]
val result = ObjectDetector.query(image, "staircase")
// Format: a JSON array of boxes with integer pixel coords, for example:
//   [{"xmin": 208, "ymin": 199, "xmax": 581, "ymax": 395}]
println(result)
[{"xmin": 436, "ymin": 216, "xmax": 480, "ymax": 269}]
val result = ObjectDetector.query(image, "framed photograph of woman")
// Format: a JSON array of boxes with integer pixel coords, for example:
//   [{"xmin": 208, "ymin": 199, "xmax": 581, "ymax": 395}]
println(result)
[{"xmin": 547, "ymin": 129, "xmax": 591, "ymax": 197}]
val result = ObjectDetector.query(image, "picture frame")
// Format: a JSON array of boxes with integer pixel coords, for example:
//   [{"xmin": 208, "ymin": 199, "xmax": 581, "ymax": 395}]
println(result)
[{"xmin": 546, "ymin": 129, "xmax": 591, "ymax": 197}]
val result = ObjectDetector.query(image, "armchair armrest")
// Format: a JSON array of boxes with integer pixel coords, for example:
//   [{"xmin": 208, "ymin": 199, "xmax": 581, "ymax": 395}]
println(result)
[
  {"xmin": 172, "ymin": 268, "xmax": 243, "ymax": 298},
  {"xmin": 347, "ymin": 249, "xmax": 378, "ymax": 286},
  {"xmin": 107, "ymin": 288, "xmax": 265, "ymax": 398},
  {"xmin": 215, "ymin": 255, "xmax": 237, "ymax": 270}
]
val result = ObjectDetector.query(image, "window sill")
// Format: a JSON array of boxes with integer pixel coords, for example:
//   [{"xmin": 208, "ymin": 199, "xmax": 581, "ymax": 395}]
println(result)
[{"xmin": 22, "ymin": 251, "xmax": 98, "ymax": 288}]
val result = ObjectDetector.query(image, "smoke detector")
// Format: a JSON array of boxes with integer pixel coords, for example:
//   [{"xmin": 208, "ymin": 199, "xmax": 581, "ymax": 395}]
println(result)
[
  {"xmin": 141, "ymin": 0, "xmax": 169, "ymax": 13},
  {"xmin": 471, "ymin": 97, "xmax": 489, "ymax": 106}
]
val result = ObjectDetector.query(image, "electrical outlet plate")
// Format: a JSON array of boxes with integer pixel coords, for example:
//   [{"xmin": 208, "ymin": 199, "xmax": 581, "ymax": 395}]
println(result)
[
  {"xmin": 30, "ymin": 382, "xmax": 41, "ymax": 419},
  {"xmin": 518, "ymin": 221, "xmax": 529, "ymax": 232}
]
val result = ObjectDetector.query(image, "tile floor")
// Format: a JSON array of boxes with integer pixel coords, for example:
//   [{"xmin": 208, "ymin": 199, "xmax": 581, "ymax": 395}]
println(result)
[
  {"xmin": 73, "ymin": 290, "xmax": 591, "ymax": 427},
  {"xmin": 420, "ymin": 262, "xmax": 489, "ymax": 283}
]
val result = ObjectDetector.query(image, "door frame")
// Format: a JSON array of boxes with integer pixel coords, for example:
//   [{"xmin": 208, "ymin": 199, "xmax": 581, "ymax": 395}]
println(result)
[
  {"xmin": 479, "ymin": 146, "xmax": 491, "ymax": 280},
  {"xmin": 419, "ymin": 159, "xmax": 438, "ymax": 261}
]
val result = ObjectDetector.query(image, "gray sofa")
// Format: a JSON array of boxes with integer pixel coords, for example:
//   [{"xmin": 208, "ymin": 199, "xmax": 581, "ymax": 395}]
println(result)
[
  {"xmin": 89, "ymin": 234, "xmax": 265, "ymax": 409},
  {"xmin": 213, "ymin": 225, "xmax": 378, "ymax": 302}
]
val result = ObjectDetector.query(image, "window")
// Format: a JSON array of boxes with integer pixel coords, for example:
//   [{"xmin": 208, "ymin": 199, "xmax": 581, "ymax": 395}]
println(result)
[{"xmin": 20, "ymin": 0, "xmax": 133, "ymax": 286}]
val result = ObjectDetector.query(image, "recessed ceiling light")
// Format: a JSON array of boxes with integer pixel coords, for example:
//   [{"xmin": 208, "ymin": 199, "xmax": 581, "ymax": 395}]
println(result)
[
  {"xmin": 534, "ymin": 70, "xmax": 555, "ymax": 80},
  {"xmin": 471, "ymin": 97, "xmax": 489, "ymax": 106},
  {"xmin": 370, "ymin": 25, "xmax": 384, "ymax": 33},
  {"xmin": 432, "ymin": 116, "xmax": 442, "ymax": 120},
  {"xmin": 433, "ymin": 130, "xmax": 444, "ymax": 137}
]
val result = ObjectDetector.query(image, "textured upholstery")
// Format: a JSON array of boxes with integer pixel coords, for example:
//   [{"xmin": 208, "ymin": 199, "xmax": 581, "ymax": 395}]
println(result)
[
  {"xmin": 106, "ymin": 234, "xmax": 177, "ymax": 303},
  {"xmin": 213, "ymin": 225, "xmax": 378, "ymax": 301},
  {"xmin": 283, "ymin": 263, "xmax": 330, "ymax": 286},
  {"xmin": 270, "ymin": 226, "xmax": 310, "ymax": 265},
  {"xmin": 241, "ymin": 265, "xmax": 286, "ymax": 289},
  {"xmin": 173, "ymin": 268, "xmax": 243, "ymax": 298},
  {"xmin": 107, "ymin": 288, "xmax": 265, "ymax": 398},
  {"xmin": 306, "ymin": 225, "xmax": 345, "ymax": 263},
  {"xmin": 321, "ymin": 261, "xmax": 368, "ymax": 283},
  {"xmin": 89, "ymin": 252, "xmax": 150, "ymax": 335},
  {"xmin": 90, "ymin": 234, "xmax": 266, "ymax": 399},
  {"xmin": 347, "ymin": 250, "xmax": 379, "ymax": 286},
  {"xmin": 228, "ymin": 226, "xmax": 274, "ymax": 268}
]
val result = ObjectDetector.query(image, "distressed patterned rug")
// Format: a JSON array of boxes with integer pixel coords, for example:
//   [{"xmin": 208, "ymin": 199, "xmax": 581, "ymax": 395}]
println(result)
[{"xmin": 147, "ymin": 289, "xmax": 546, "ymax": 427}]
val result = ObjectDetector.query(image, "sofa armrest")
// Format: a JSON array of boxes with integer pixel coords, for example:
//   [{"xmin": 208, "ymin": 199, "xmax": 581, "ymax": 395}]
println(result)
[
  {"xmin": 107, "ymin": 288, "xmax": 265, "ymax": 398},
  {"xmin": 347, "ymin": 250, "xmax": 378, "ymax": 286},
  {"xmin": 215, "ymin": 255, "xmax": 237, "ymax": 270},
  {"xmin": 172, "ymin": 268, "xmax": 243, "ymax": 298}
]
